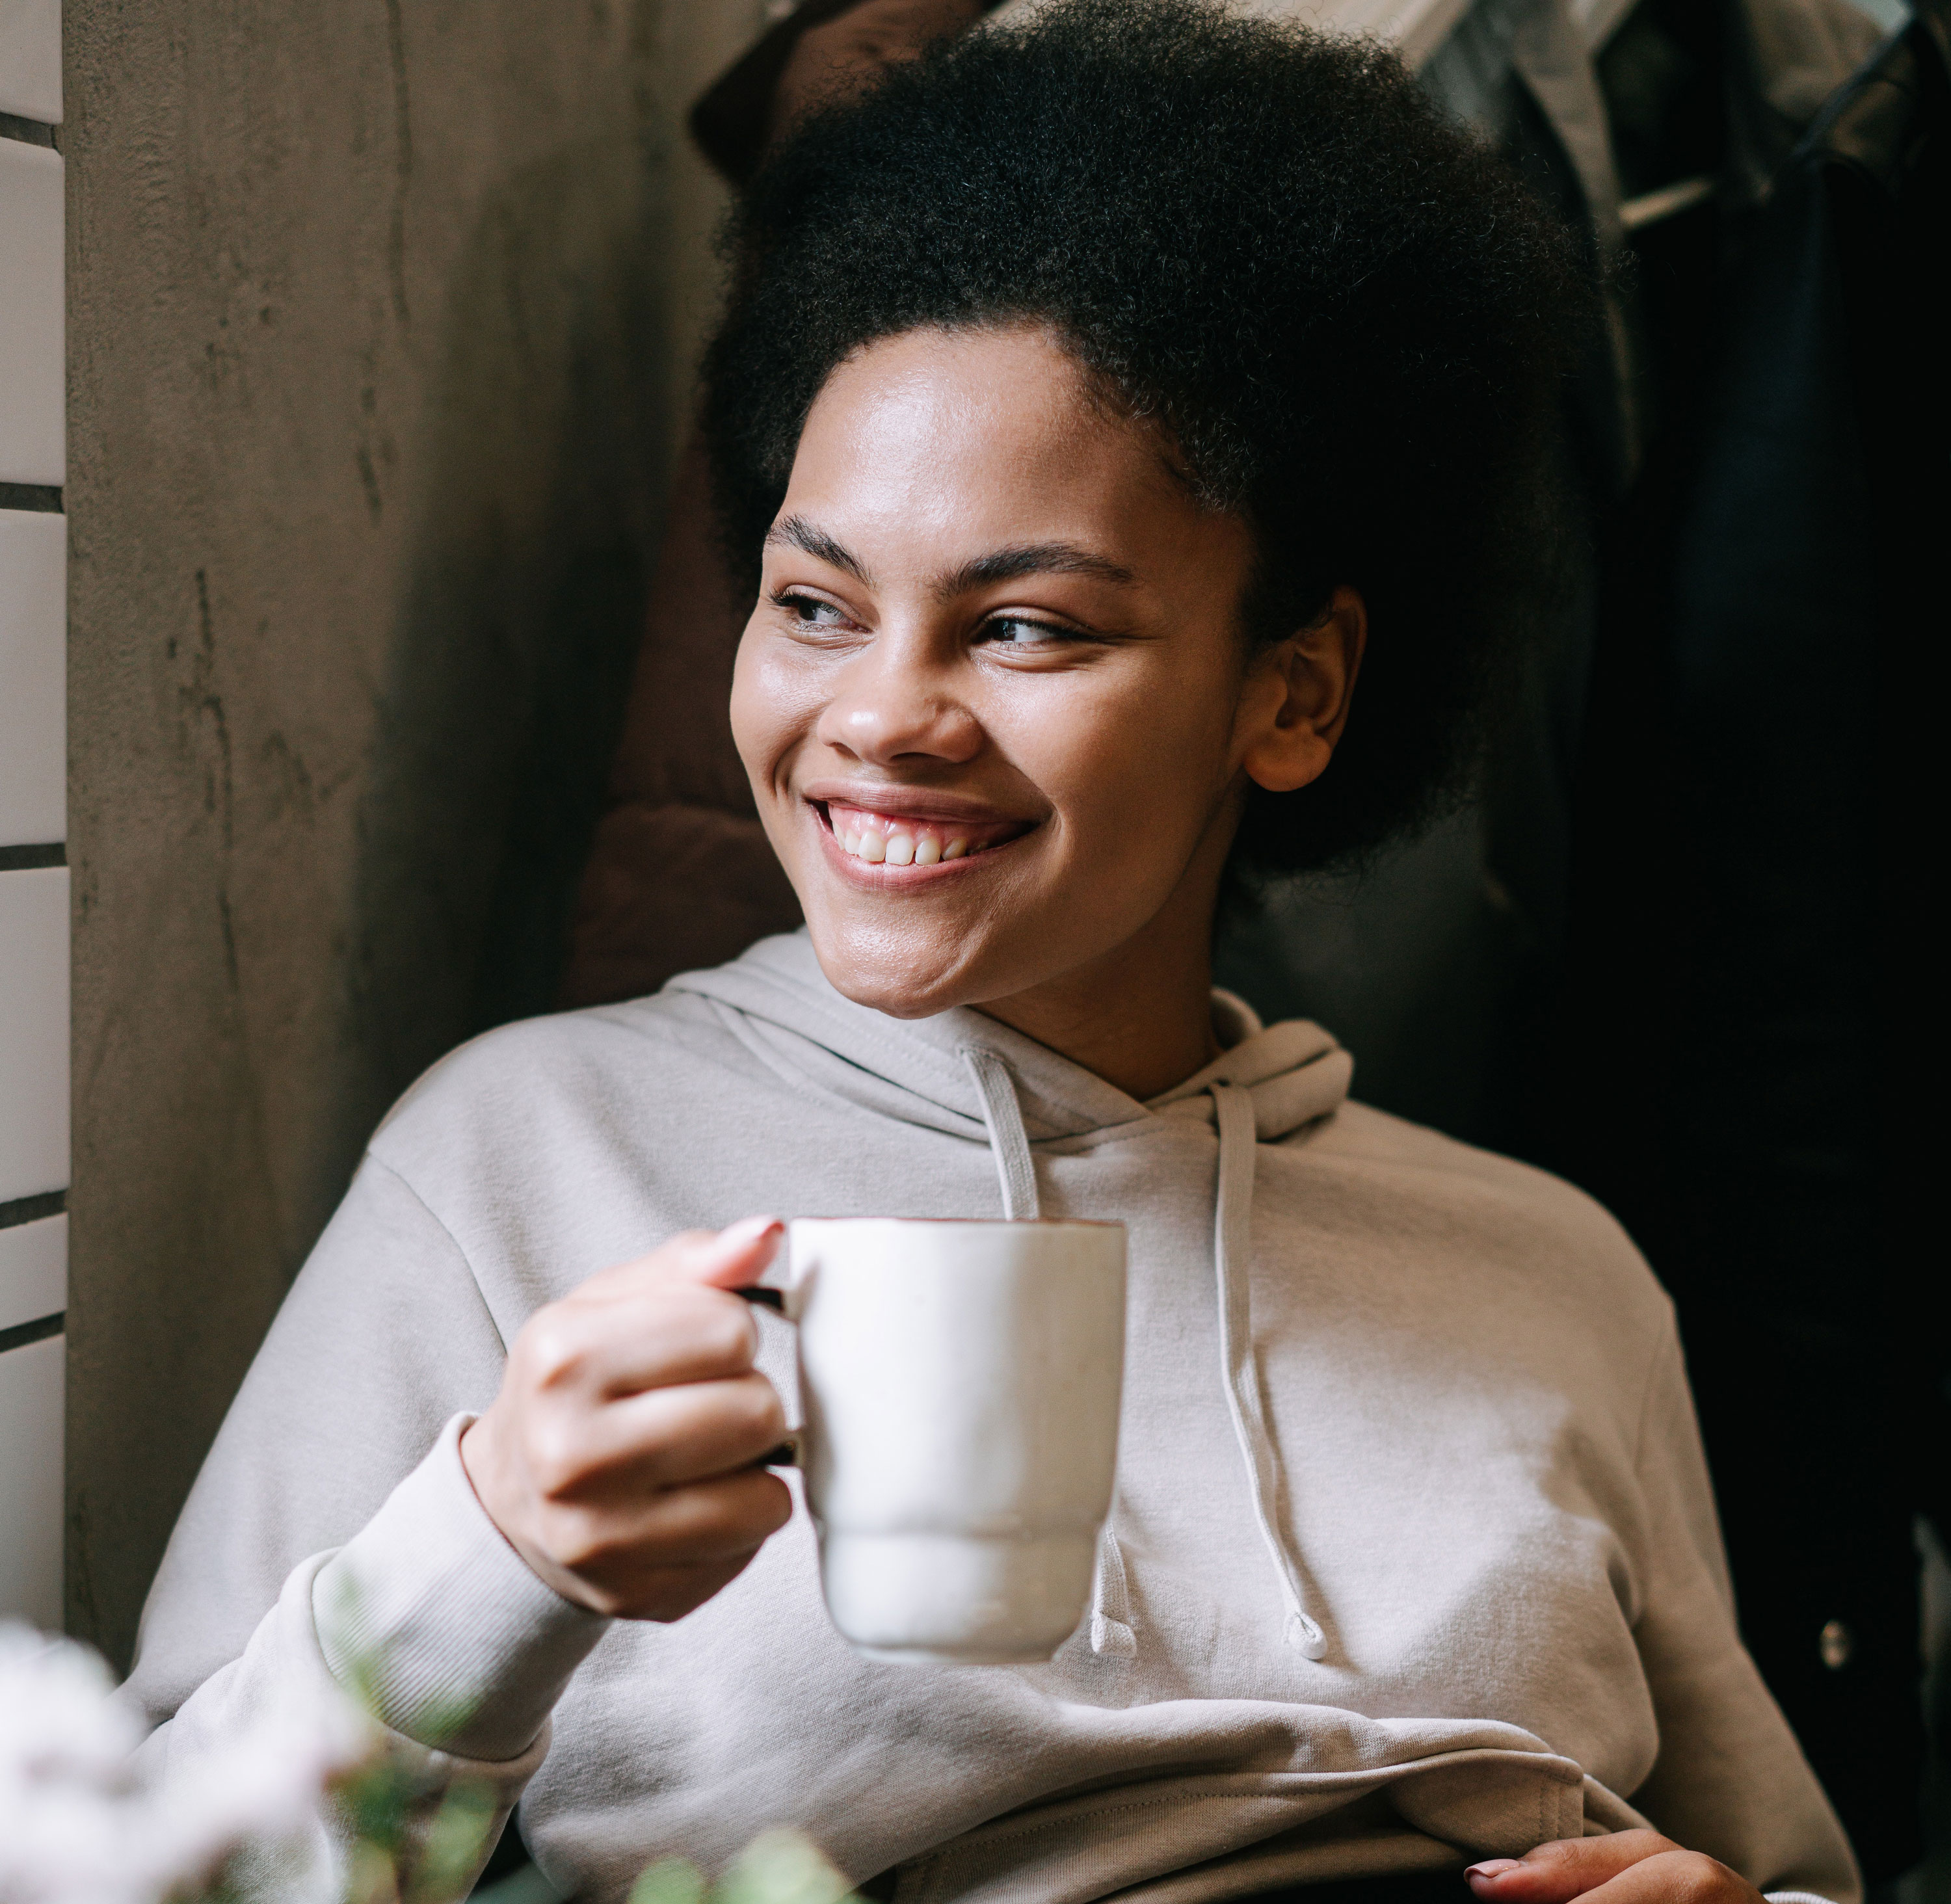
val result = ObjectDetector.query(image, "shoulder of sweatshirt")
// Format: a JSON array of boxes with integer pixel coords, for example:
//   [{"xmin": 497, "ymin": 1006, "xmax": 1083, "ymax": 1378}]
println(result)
[
  {"xmin": 1303, "ymin": 1095, "xmax": 1574, "ymax": 1183},
  {"xmin": 354, "ymin": 991, "xmax": 819, "ymax": 1323},
  {"xmin": 1295, "ymin": 1096, "xmax": 1675, "ymax": 1331},
  {"xmin": 368, "ymin": 989, "xmax": 782, "ymax": 1161}
]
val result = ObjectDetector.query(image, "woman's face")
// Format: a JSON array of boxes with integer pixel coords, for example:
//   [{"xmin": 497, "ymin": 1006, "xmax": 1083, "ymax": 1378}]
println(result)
[{"xmin": 732, "ymin": 323, "xmax": 1346, "ymax": 1023}]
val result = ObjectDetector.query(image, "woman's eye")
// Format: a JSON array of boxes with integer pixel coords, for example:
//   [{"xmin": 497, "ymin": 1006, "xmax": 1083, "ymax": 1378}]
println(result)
[
  {"xmin": 778, "ymin": 593, "xmax": 850, "ymax": 628},
  {"xmin": 981, "ymin": 616, "xmax": 1069, "ymax": 647}
]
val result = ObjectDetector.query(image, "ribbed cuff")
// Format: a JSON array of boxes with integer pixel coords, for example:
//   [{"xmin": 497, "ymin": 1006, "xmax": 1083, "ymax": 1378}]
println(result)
[
  {"xmin": 1764, "ymin": 1892, "xmax": 1840, "ymax": 1904},
  {"xmin": 313, "ymin": 1413, "xmax": 609, "ymax": 1761}
]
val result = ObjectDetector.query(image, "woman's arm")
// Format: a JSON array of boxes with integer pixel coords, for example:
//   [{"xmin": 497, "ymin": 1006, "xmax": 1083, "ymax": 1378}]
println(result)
[
  {"xmin": 124, "ymin": 1156, "xmax": 790, "ymax": 1899},
  {"xmin": 124, "ymin": 1156, "xmax": 564, "ymax": 1897}
]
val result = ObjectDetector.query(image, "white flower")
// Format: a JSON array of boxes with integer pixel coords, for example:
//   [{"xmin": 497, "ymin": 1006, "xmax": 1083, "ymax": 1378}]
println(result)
[{"xmin": 0, "ymin": 1622, "xmax": 371, "ymax": 1904}]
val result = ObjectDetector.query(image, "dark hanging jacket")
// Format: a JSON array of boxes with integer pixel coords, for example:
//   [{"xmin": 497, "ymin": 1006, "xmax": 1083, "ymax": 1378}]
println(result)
[{"xmin": 1662, "ymin": 0, "xmax": 1951, "ymax": 1878}]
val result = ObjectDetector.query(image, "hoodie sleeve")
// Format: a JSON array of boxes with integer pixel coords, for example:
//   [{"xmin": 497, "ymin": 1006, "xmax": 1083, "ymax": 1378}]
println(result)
[
  {"xmin": 1624, "ymin": 1327, "xmax": 1861, "ymax": 1904},
  {"xmin": 122, "ymin": 1154, "xmax": 609, "ymax": 1898}
]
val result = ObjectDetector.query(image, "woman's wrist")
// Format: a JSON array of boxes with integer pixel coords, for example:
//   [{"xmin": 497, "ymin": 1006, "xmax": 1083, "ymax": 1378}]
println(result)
[{"xmin": 313, "ymin": 1415, "xmax": 609, "ymax": 1760}]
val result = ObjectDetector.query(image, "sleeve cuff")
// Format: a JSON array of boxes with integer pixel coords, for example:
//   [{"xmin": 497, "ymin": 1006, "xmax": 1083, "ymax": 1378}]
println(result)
[
  {"xmin": 1764, "ymin": 1892, "xmax": 1842, "ymax": 1904},
  {"xmin": 313, "ymin": 1413, "xmax": 609, "ymax": 1761}
]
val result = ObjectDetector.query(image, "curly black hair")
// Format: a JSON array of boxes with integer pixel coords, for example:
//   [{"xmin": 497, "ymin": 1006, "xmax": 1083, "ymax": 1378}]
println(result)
[{"xmin": 701, "ymin": 0, "xmax": 1593, "ymax": 875}]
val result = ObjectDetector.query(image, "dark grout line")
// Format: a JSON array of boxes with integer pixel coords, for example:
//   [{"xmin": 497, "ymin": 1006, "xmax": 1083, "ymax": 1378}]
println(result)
[
  {"xmin": 0, "ymin": 1191, "xmax": 67, "ymax": 1232},
  {"xmin": 0, "ymin": 1313, "xmax": 64, "ymax": 1355},
  {"xmin": 0, "ymin": 482, "xmax": 63, "ymax": 513},
  {"xmin": 0, "ymin": 844, "xmax": 67, "ymax": 872},
  {"xmin": 0, "ymin": 111, "xmax": 58, "ymax": 150}
]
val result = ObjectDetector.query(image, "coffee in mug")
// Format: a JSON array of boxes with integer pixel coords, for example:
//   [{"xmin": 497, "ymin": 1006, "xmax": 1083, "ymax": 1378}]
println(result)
[{"xmin": 762, "ymin": 1217, "xmax": 1126, "ymax": 1664}]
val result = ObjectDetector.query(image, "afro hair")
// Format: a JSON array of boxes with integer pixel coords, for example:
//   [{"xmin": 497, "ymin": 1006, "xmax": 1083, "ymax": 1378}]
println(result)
[{"xmin": 701, "ymin": 0, "xmax": 1593, "ymax": 875}]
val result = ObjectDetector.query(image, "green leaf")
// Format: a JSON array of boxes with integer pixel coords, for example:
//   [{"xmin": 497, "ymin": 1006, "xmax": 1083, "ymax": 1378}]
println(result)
[
  {"xmin": 714, "ymin": 1831, "xmax": 855, "ymax": 1904},
  {"xmin": 628, "ymin": 1858, "xmax": 708, "ymax": 1904}
]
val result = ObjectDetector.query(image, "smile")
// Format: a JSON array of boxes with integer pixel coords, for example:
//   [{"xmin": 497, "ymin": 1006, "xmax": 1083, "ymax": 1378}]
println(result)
[{"xmin": 820, "ymin": 801, "xmax": 1029, "ymax": 868}]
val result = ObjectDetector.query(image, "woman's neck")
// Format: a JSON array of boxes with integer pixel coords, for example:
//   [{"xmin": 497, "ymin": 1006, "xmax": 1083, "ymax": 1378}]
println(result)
[{"xmin": 974, "ymin": 869, "xmax": 1225, "ymax": 1102}]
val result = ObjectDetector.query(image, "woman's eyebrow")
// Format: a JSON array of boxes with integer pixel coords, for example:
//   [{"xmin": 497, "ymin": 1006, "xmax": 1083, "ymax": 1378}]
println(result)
[
  {"xmin": 767, "ymin": 514, "xmax": 873, "ymax": 585},
  {"xmin": 935, "ymin": 544, "xmax": 1138, "ymax": 598}
]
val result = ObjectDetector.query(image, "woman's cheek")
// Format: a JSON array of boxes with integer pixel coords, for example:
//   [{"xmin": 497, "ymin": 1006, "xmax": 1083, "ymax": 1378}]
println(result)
[
  {"xmin": 732, "ymin": 635, "xmax": 819, "ymax": 795},
  {"xmin": 1029, "ymin": 680, "xmax": 1213, "ymax": 867}
]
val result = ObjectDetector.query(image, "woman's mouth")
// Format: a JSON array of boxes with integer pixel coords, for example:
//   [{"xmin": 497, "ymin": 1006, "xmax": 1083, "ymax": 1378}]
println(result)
[{"xmin": 819, "ymin": 800, "xmax": 1029, "ymax": 868}]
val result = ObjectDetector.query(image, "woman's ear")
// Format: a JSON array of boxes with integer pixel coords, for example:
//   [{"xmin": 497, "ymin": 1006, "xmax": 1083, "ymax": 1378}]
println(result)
[{"xmin": 1236, "ymin": 585, "xmax": 1368, "ymax": 795}]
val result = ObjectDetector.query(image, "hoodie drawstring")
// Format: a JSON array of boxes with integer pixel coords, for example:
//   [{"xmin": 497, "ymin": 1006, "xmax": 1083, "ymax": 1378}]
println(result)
[
  {"xmin": 964, "ymin": 1046, "xmax": 1138, "ymax": 1656},
  {"xmin": 958, "ymin": 1048, "xmax": 1324, "ymax": 1662},
  {"xmin": 1212, "ymin": 1082, "xmax": 1329, "ymax": 1659},
  {"xmin": 962, "ymin": 1046, "xmax": 1041, "ymax": 1220}
]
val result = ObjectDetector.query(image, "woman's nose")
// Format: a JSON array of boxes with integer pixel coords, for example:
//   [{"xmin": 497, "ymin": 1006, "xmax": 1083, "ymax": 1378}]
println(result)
[{"xmin": 814, "ymin": 641, "xmax": 983, "ymax": 767}]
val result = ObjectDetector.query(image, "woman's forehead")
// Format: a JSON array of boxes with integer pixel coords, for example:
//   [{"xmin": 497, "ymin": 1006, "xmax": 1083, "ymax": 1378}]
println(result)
[
  {"xmin": 781, "ymin": 326, "xmax": 1218, "ymax": 581},
  {"xmin": 806, "ymin": 326, "xmax": 1107, "ymax": 460}
]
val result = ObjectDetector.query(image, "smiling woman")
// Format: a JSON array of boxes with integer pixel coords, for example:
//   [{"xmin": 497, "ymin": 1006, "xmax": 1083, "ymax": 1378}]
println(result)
[{"xmin": 119, "ymin": 6, "xmax": 1860, "ymax": 1904}]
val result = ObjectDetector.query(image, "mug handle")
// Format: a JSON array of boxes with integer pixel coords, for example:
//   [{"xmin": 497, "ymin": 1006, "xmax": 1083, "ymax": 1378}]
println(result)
[{"xmin": 735, "ymin": 1286, "xmax": 801, "ymax": 1468}]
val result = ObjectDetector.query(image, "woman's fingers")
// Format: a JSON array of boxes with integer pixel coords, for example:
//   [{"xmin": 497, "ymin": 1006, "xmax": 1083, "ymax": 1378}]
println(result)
[
  {"xmin": 530, "ymin": 1466, "xmax": 795, "ymax": 1583},
  {"xmin": 522, "ymin": 1468, "xmax": 795, "ymax": 1621},
  {"xmin": 1468, "ymin": 1833, "xmax": 1674, "ymax": 1902},
  {"xmin": 1466, "ymin": 1835, "xmax": 1758, "ymax": 1904},
  {"xmin": 576, "ymin": 1217, "xmax": 784, "ymax": 1302},
  {"xmin": 534, "ymin": 1371, "xmax": 788, "ymax": 1496},
  {"xmin": 1534, "ymin": 1851, "xmax": 1759, "ymax": 1904},
  {"xmin": 513, "ymin": 1217, "xmax": 786, "ymax": 1401},
  {"xmin": 460, "ymin": 1217, "xmax": 799, "ymax": 1624},
  {"xmin": 686, "ymin": 1215, "xmax": 787, "ymax": 1289},
  {"xmin": 518, "ymin": 1281, "xmax": 763, "ymax": 1399}
]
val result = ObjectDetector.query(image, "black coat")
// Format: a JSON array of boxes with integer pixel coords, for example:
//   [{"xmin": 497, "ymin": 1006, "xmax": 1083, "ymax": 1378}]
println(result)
[{"xmin": 1662, "ymin": 1, "xmax": 1951, "ymax": 1877}]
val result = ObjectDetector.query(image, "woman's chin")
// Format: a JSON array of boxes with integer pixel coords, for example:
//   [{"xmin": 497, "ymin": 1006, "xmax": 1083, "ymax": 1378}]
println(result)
[
  {"xmin": 805, "ymin": 920, "xmax": 994, "ymax": 1022},
  {"xmin": 814, "ymin": 958, "xmax": 972, "ymax": 1022}
]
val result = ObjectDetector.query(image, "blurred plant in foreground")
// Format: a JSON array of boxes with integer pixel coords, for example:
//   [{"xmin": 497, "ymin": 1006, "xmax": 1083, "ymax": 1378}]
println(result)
[
  {"xmin": 627, "ymin": 1831, "xmax": 858, "ymax": 1904},
  {"xmin": 0, "ymin": 1618, "xmax": 511, "ymax": 1904},
  {"xmin": 0, "ymin": 1621, "xmax": 367, "ymax": 1904},
  {"xmin": 3, "ymin": 1618, "xmax": 858, "ymax": 1904}
]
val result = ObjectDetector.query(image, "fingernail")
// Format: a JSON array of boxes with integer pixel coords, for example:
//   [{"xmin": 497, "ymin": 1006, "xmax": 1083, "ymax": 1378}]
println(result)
[
  {"xmin": 1467, "ymin": 1864, "xmax": 1522, "ymax": 1884},
  {"xmin": 721, "ymin": 1215, "xmax": 783, "ymax": 1249}
]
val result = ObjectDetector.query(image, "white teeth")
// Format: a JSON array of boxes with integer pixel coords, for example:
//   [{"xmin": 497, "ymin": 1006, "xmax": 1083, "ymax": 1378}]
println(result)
[{"xmin": 832, "ymin": 808, "xmax": 992, "ymax": 867}]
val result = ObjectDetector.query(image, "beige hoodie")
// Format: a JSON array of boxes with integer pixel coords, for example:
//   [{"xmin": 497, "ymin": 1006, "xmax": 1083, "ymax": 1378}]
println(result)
[{"xmin": 124, "ymin": 931, "xmax": 1857, "ymax": 1904}]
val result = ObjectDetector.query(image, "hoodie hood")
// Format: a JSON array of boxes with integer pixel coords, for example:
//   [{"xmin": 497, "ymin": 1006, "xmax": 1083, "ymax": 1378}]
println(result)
[{"xmin": 666, "ymin": 929, "xmax": 1353, "ymax": 1152}]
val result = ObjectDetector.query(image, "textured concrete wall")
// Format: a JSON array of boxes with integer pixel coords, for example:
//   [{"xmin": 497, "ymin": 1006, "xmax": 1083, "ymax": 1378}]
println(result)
[{"xmin": 64, "ymin": 0, "xmax": 763, "ymax": 1663}]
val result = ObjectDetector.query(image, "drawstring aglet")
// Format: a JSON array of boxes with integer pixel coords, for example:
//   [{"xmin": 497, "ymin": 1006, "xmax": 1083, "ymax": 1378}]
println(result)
[{"xmin": 1285, "ymin": 1610, "xmax": 1329, "ymax": 1660}]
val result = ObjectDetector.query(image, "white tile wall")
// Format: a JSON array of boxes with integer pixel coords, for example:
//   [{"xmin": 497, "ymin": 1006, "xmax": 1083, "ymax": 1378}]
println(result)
[
  {"xmin": 0, "ymin": 1213, "xmax": 64, "ymax": 1334},
  {"xmin": 1, "ymin": 1, "xmax": 66, "ymax": 1633},
  {"xmin": 0, "ymin": 1332, "xmax": 64, "ymax": 1628},
  {"xmin": 0, "ymin": 509, "xmax": 66, "ymax": 846},
  {"xmin": 0, "ymin": 867, "xmax": 69, "ymax": 1205},
  {"xmin": 0, "ymin": 138, "xmax": 65, "ymax": 488},
  {"xmin": 0, "ymin": 0, "xmax": 64, "ymax": 124}
]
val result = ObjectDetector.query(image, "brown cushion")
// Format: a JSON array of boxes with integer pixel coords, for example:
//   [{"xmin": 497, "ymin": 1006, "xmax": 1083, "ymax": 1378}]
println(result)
[
  {"xmin": 560, "ymin": 436, "xmax": 802, "ymax": 1007},
  {"xmin": 561, "ymin": 802, "xmax": 801, "ymax": 1009}
]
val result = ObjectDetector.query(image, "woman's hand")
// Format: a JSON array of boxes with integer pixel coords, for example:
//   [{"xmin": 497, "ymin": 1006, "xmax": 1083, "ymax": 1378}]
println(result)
[
  {"xmin": 460, "ymin": 1217, "xmax": 794, "ymax": 1621},
  {"xmin": 1468, "ymin": 1832, "xmax": 1772, "ymax": 1904}
]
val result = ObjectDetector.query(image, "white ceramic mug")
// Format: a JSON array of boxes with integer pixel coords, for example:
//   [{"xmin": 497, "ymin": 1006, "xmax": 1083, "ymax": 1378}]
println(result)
[{"xmin": 760, "ymin": 1217, "xmax": 1126, "ymax": 1664}]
